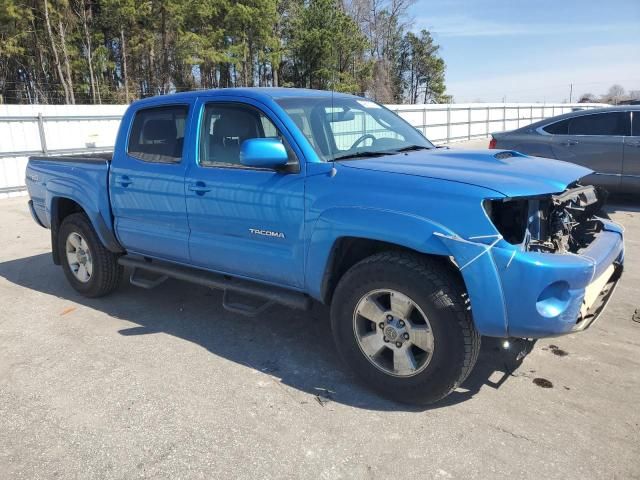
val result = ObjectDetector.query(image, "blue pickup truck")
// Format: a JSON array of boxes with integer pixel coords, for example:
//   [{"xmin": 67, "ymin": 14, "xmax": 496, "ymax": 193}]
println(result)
[{"xmin": 26, "ymin": 88, "xmax": 624, "ymax": 404}]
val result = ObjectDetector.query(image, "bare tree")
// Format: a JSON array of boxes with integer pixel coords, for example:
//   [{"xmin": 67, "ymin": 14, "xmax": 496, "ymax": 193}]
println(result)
[
  {"xmin": 345, "ymin": 0, "xmax": 414, "ymax": 101},
  {"xmin": 43, "ymin": 0, "xmax": 72, "ymax": 103},
  {"xmin": 120, "ymin": 28, "xmax": 129, "ymax": 103},
  {"xmin": 58, "ymin": 18, "xmax": 76, "ymax": 104},
  {"xmin": 76, "ymin": 0, "xmax": 99, "ymax": 104},
  {"xmin": 578, "ymin": 93, "xmax": 596, "ymax": 103},
  {"xmin": 605, "ymin": 84, "xmax": 625, "ymax": 104}
]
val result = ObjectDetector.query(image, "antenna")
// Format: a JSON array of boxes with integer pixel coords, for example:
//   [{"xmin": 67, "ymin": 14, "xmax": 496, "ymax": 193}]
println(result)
[
  {"xmin": 330, "ymin": 5, "xmax": 336, "ymax": 158},
  {"xmin": 569, "ymin": 83, "xmax": 573, "ymax": 103},
  {"xmin": 331, "ymin": 6, "xmax": 336, "ymax": 114}
]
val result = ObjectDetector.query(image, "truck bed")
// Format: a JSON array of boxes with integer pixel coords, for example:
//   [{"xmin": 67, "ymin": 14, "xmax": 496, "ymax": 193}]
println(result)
[
  {"xmin": 28, "ymin": 152, "xmax": 113, "ymax": 164},
  {"xmin": 26, "ymin": 153, "xmax": 114, "ymax": 241}
]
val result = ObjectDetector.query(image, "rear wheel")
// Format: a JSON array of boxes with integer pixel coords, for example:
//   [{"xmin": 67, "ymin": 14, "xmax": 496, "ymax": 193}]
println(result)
[
  {"xmin": 58, "ymin": 213, "xmax": 122, "ymax": 297},
  {"xmin": 330, "ymin": 252, "xmax": 480, "ymax": 405}
]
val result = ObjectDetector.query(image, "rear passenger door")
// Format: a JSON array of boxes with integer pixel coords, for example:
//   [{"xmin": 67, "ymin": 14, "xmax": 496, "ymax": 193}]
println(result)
[
  {"xmin": 110, "ymin": 103, "xmax": 193, "ymax": 263},
  {"xmin": 622, "ymin": 110, "xmax": 640, "ymax": 191},
  {"xmin": 550, "ymin": 112, "xmax": 628, "ymax": 190},
  {"xmin": 184, "ymin": 98, "xmax": 305, "ymax": 288}
]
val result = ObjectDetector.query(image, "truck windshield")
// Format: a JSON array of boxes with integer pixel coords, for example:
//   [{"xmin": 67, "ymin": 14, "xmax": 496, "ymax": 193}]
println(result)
[{"xmin": 275, "ymin": 97, "xmax": 434, "ymax": 161}]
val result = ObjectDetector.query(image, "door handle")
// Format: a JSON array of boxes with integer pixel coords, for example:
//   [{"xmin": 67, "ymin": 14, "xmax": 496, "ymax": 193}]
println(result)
[
  {"xmin": 563, "ymin": 140, "xmax": 579, "ymax": 146},
  {"xmin": 628, "ymin": 141, "xmax": 640, "ymax": 147},
  {"xmin": 188, "ymin": 182, "xmax": 211, "ymax": 195},
  {"xmin": 116, "ymin": 175, "xmax": 132, "ymax": 187}
]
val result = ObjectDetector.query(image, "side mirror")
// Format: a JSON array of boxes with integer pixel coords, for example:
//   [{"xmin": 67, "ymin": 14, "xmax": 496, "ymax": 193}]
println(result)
[{"xmin": 240, "ymin": 138, "xmax": 289, "ymax": 169}]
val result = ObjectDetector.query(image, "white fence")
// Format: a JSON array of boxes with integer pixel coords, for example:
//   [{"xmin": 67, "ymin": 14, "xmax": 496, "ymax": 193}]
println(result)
[
  {"xmin": 387, "ymin": 103, "xmax": 605, "ymax": 143},
  {"xmin": 0, "ymin": 104, "xmax": 126, "ymax": 198},
  {"xmin": 0, "ymin": 102, "xmax": 605, "ymax": 199}
]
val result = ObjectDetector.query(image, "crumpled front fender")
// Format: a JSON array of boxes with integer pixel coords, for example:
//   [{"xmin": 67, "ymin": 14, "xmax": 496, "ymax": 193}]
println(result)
[{"xmin": 434, "ymin": 233, "xmax": 509, "ymax": 337}]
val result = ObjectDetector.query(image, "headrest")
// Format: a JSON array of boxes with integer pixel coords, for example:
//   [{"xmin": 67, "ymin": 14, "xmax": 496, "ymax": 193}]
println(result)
[
  {"xmin": 213, "ymin": 110, "xmax": 258, "ymax": 139},
  {"xmin": 143, "ymin": 119, "xmax": 177, "ymax": 142}
]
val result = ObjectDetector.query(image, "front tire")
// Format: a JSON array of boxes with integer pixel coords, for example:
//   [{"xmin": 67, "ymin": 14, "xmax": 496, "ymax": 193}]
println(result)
[
  {"xmin": 330, "ymin": 252, "xmax": 480, "ymax": 405},
  {"xmin": 58, "ymin": 213, "xmax": 122, "ymax": 298}
]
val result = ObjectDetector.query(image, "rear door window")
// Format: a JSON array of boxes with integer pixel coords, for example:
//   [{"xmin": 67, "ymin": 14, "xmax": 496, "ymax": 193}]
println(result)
[
  {"xmin": 128, "ymin": 105, "xmax": 189, "ymax": 163},
  {"xmin": 567, "ymin": 112, "xmax": 630, "ymax": 136},
  {"xmin": 543, "ymin": 119, "xmax": 569, "ymax": 135},
  {"xmin": 632, "ymin": 112, "xmax": 639, "ymax": 136}
]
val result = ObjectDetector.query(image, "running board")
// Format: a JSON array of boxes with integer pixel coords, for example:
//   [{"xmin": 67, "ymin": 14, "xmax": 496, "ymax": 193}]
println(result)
[
  {"xmin": 130, "ymin": 267, "xmax": 168, "ymax": 289},
  {"xmin": 118, "ymin": 255, "xmax": 311, "ymax": 312}
]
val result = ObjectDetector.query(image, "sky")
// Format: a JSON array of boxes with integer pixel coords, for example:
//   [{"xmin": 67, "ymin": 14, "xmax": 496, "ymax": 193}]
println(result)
[{"xmin": 409, "ymin": 0, "xmax": 640, "ymax": 102}]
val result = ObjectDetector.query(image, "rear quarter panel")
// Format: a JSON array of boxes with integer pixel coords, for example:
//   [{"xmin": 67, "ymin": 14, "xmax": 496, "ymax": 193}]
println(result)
[
  {"xmin": 495, "ymin": 131, "xmax": 556, "ymax": 159},
  {"xmin": 26, "ymin": 158, "xmax": 118, "ymax": 250}
]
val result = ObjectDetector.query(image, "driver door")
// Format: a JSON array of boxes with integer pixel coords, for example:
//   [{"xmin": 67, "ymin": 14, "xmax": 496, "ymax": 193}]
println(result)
[{"xmin": 184, "ymin": 98, "xmax": 306, "ymax": 288}]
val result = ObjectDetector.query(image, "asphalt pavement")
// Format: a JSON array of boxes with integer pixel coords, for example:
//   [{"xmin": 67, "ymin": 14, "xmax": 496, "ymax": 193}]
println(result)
[{"xmin": 0, "ymin": 194, "xmax": 639, "ymax": 479}]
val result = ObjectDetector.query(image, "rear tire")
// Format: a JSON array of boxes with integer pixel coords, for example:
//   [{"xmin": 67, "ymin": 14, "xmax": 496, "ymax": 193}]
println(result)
[
  {"xmin": 330, "ymin": 251, "xmax": 480, "ymax": 405},
  {"xmin": 58, "ymin": 213, "xmax": 122, "ymax": 298}
]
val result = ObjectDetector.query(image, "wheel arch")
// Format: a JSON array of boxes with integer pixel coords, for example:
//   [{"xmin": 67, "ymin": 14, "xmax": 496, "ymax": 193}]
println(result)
[
  {"xmin": 319, "ymin": 236, "xmax": 458, "ymax": 305},
  {"xmin": 306, "ymin": 207, "xmax": 509, "ymax": 338},
  {"xmin": 49, "ymin": 195, "xmax": 122, "ymax": 265},
  {"xmin": 305, "ymin": 207, "xmax": 455, "ymax": 302}
]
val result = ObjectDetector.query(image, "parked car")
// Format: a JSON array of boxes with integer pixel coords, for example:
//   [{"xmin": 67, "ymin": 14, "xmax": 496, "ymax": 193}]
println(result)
[
  {"xmin": 25, "ymin": 88, "xmax": 624, "ymax": 405},
  {"xmin": 489, "ymin": 106, "xmax": 640, "ymax": 194}
]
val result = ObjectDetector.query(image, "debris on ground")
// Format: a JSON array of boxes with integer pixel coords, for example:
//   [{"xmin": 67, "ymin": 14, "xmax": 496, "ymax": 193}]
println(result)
[
  {"xmin": 548, "ymin": 344, "xmax": 569, "ymax": 357},
  {"xmin": 533, "ymin": 378, "xmax": 553, "ymax": 388},
  {"xmin": 632, "ymin": 309, "xmax": 640, "ymax": 323},
  {"xmin": 314, "ymin": 387, "xmax": 335, "ymax": 406},
  {"xmin": 59, "ymin": 306, "xmax": 77, "ymax": 316}
]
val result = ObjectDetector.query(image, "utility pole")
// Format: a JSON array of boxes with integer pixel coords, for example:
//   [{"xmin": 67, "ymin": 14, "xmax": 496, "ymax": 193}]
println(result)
[{"xmin": 569, "ymin": 83, "xmax": 573, "ymax": 103}]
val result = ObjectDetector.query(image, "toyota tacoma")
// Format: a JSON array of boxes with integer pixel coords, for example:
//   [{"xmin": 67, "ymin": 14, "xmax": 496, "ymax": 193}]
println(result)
[{"xmin": 25, "ymin": 88, "xmax": 624, "ymax": 405}]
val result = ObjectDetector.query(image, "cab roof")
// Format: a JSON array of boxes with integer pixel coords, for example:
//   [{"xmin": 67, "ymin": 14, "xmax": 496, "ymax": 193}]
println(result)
[{"xmin": 131, "ymin": 87, "xmax": 358, "ymax": 107}]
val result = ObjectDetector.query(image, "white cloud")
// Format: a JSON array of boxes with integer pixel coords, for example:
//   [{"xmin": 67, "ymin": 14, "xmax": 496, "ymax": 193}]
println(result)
[{"xmin": 414, "ymin": 15, "xmax": 638, "ymax": 38}]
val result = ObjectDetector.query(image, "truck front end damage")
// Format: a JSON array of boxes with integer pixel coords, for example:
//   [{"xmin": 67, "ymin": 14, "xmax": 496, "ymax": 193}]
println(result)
[{"xmin": 482, "ymin": 184, "xmax": 624, "ymax": 337}]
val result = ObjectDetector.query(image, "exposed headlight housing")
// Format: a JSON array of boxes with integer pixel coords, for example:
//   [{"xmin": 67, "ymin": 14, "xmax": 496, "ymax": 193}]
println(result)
[{"xmin": 484, "ymin": 184, "xmax": 605, "ymax": 254}]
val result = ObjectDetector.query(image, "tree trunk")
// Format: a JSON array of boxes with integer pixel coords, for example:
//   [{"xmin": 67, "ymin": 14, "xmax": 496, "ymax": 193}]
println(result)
[
  {"xmin": 120, "ymin": 28, "xmax": 129, "ymax": 103},
  {"xmin": 43, "ymin": 0, "xmax": 71, "ymax": 103},
  {"xmin": 272, "ymin": 61, "xmax": 279, "ymax": 87},
  {"xmin": 148, "ymin": 44, "xmax": 155, "ymax": 96},
  {"xmin": 58, "ymin": 19, "xmax": 75, "ymax": 104},
  {"xmin": 31, "ymin": 15, "xmax": 50, "ymax": 104},
  {"xmin": 80, "ymin": 1, "xmax": 97, "ymax": 103},
  {"xmin": 160, "ymin": 7, "xmax": 169, "ymax": 93}
]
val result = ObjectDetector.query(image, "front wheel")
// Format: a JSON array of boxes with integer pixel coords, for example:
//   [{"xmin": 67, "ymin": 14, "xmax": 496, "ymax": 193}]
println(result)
[{"xmin": 330, "ymin": 252, "xmax": 480, "ymax": 405}]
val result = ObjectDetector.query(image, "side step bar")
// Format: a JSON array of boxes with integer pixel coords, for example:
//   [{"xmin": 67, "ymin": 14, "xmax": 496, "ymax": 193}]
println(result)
[{"xmin": 118, "ymin": 255, "xmax": 311, "ymax": 312}]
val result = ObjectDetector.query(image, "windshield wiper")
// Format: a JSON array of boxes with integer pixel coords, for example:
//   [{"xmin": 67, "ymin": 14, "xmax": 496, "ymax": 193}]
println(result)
[
  {"xmin": 395, "ymin": 145, "xmax": 432, "ymax": 152},
  {"xmin": 332, "ymin": 151, "xmax": 396, "ymax": 161}
]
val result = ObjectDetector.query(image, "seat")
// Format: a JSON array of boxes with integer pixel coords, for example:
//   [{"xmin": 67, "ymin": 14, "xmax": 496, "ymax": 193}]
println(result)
[
  {"xmin": 136, "ymin": 119, "xmax": 179, "ymax": 162},
  {"xmin": 208, "ymin": 110, "xmax": 261, "ymax": 165}
]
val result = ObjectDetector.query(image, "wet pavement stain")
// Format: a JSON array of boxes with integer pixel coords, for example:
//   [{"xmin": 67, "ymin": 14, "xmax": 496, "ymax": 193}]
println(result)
[
  {"xmin": 533, "ymin": 378, "xmax": 554, "ymax": 388},
  {"xmin": 548, "ymin": 344, "xmax": 569, "ymax": 357}
]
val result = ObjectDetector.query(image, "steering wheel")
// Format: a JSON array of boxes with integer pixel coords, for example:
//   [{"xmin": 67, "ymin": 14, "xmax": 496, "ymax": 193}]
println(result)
[{"xmin": 349, "ymin": 134, "xmax": 377, "ymax": 150}]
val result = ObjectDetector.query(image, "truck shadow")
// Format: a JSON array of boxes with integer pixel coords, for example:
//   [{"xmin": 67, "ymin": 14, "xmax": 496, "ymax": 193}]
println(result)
[
  {"xmin": 605, "ymin": 197, "xmax": 640, "ymax": 215},
  {"xmin": 0, "ymin": 252, "xmax": 533, "ymax": 412}
]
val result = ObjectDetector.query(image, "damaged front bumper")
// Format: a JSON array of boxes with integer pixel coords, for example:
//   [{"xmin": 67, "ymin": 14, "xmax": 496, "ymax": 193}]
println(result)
[
  {"xmin": 492, "ymin": 218, "xmax": 624, "ymax": 337},
  {"xmin": 437, "ymin": 217, "xmax": 624, "ymax": 339}
]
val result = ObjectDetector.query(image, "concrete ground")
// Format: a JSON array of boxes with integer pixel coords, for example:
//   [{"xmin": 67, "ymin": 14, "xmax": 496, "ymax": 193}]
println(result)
[{"xmin": 0, "ymin": 195, "xmax": 639, "ymax": 480}]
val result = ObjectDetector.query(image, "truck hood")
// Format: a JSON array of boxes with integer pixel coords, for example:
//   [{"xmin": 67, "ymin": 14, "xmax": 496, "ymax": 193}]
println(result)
[{"xmin": 337, "ymin": 149, "xmax": 592, "ymax": 198}]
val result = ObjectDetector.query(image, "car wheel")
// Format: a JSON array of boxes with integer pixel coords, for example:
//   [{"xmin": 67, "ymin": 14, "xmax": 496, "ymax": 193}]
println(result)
[
  {"xmin": 330, "ymin": 251, "xmax": 480, "ymax": 405},
  {"xmin": 58, "ymin": 213, "xmax": 123, "ymax": 297}
]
